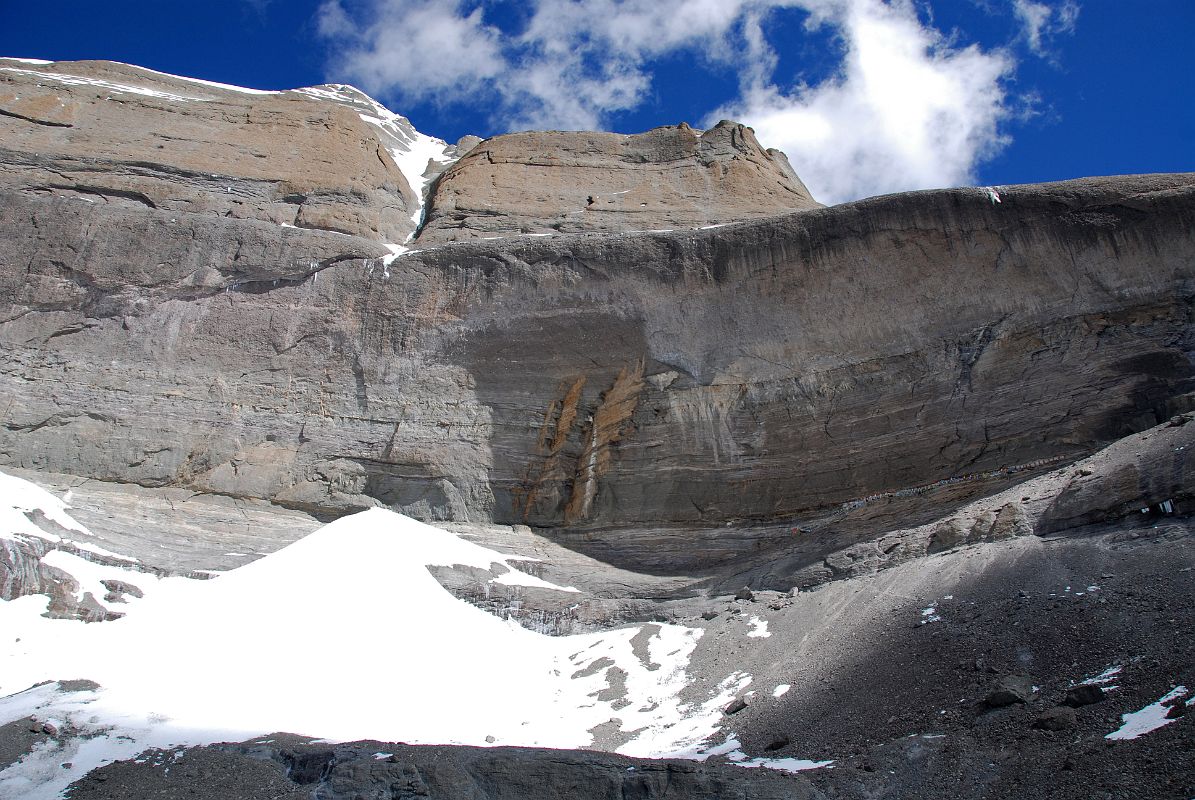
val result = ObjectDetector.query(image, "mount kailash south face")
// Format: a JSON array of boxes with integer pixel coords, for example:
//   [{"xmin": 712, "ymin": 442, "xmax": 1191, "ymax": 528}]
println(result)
[{"xmin": 1, "ymin": 57, "xmax": 1194, "ymax": 800}]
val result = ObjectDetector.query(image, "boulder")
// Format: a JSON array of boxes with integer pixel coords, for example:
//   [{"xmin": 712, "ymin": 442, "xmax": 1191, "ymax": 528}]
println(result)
[
  {"xmin": 985, "ymin": 675, "xmax": 1036, "ymax": 707},
  {"xmin": 1063, "ymin": 684, "xmax": 1106, "ymax": 707},
  {"xmin": 1032, "ymin": 707, "xmax": 1077, "ymax": 731}
]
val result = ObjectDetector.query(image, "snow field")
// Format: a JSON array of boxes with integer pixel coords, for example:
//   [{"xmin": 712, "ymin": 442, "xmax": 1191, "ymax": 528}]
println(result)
[{"xmin": 0, "ymin": 470, "xmax": 793, "ymax": 794}]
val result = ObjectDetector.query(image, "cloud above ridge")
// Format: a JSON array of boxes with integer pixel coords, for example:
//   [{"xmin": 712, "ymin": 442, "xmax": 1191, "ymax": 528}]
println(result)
[{"xmin": 317, "ymin": 0, "xmax": 1046, "ymax": 203}]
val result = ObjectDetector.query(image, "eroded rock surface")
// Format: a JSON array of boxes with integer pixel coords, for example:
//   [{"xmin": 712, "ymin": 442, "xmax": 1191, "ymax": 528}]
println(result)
[
  {"xmin": 416, "ymin": 120, "xmax": 820, "ymax": 242},
  {"xmin": 3, "ymin": 60, "xmax": 1195, "ymax": 574},
  {"xmin": 0, "ymin": 58, "xmax": 456, "ymax": 242},
  {"xmin": 3, "ymin": 164, "xmax": 1195, "ymax": 571},
  {"xmin": 64, "ymin": 736, "xmax": 819, "ymax": 800}
]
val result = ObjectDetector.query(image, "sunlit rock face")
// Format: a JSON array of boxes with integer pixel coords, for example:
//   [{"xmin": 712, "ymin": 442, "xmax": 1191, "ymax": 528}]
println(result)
[
  {"xmin": 3, "ymin": 59, "xmax": 1195, "ymax": 571},
  {"xmin": 0, "ymin": 58, "xmax": 462, "ymax": 243},
  {"xmin": 415, "ymin": 120, "xmax": 821, "ymax": 242}
]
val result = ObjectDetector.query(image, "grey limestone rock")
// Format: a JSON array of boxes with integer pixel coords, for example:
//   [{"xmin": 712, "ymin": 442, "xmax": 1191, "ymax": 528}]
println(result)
[
  {"xmin": 416, "ymin": 120, "xmax": 821, "ymax": 242},
  {"xmin": 0, "ymin": 58, "xmax": 435, "ymax": 243},
  {"xmin": 3, "ymin": 60, "xmax": 1195, "ymax": 578}
]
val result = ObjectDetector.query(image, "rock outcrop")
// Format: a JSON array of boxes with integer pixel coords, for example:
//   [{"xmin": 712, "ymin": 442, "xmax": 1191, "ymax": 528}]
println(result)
[
  {"xmin": 415, "ymin": 120, "xmax": 820, "ymax": 242},
  {"xmin": 3, "ymin": 60, "xmax": 1195, "ymax": 575},
  {"xmin": 65, "ymin": 736, "xmax": 819, "ymax": 800},
  {"xmin": 4, "ymin": 170, "xmax": 1195, "ymax": 569},
  {"xmin": 0, "ymin": 58, "xmax": 458, "ymax": 243}
]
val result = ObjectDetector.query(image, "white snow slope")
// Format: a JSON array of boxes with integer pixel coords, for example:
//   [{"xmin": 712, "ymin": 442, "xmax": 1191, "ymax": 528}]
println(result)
[{"xmin": 0, "ymin": 471, "xmax": 744, "ymax": 798}]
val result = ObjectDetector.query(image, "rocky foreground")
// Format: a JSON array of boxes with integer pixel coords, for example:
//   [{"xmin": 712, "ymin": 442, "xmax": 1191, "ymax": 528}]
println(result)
[{"xmin": 1, "ymin": 58, "xmax": 1194, "ymax": 799}]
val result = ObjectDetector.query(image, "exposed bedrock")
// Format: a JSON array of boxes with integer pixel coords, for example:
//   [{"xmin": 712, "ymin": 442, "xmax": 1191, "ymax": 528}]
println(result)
[
  {"xmin": 416, "ymin": 120, "xmax": 820, "ymax": 242},
  {"xmin": 0, "ymin": 58, "xmax": 433, "ymax": 242},
  {"xmin": 3, "ymin": 173, "xmax": 1195, "ymax": 571},
  {"xmin": 65, "ymin": 736, "xmax": 819, "ymax": 800}
]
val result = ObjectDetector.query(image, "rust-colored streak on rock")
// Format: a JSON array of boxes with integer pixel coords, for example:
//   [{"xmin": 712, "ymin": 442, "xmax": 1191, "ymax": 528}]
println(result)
[
  {"xmin": 551, "ymin": 376, "xmax": 587, "ymax": 455},
  {"xmin": 534, "ymin": 398, "xmax": 560, "ymax": 455},
  {"xmin": 564, "ymin": 361, "xmax": 646, "ymax": 525},
  {"xmin": 515, "ymin": 376, "xmax": 588, "ymax": 520}
]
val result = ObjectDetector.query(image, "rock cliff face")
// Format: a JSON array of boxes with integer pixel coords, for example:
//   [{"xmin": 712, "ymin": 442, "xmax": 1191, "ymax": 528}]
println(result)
[
  {"xmin": 415, "ymin": 121, "xmax": 820, "ymax": 242},
  {"xmin": 0, "ymin": 58, "xmax": 458, "ymax": 243},
  {"xmin": 2, "ymin": 59, "xmax": 1195, "ymax": 574},
  {"xmin": 4, "ymin": 59, "xmax": 1195, "ymax": 800}
]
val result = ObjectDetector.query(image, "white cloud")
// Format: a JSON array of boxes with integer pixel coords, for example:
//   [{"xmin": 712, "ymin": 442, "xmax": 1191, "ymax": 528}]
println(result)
[
  {"xmin": 1012, "ymin": 0, "xmax": 1080, "ymax": 56},
  {"xmin": 317, "ymin": 0, "xmax": 1020, "ymax": 203},
  {"xmin": 716, "ymin": 0, "xmax": 1013, "ymax": 203},
  {"xmin": 318, "ymin": 0, "xmax": 505, "ymax": 102}
]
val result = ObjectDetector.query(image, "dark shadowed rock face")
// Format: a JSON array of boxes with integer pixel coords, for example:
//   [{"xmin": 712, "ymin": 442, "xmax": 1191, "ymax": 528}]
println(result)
[
  {"xmin": 416, "ymin": 120, "xmax": 821, "ymax": 242},
  {"xmin": 64, "ymin": 737, "xmax": 819, "ymax": 800}
]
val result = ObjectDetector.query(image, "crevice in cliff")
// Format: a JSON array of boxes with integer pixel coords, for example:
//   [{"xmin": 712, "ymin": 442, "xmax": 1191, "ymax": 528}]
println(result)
[{"xmin": 0, "ymin": 107, "xmax": 73, "ymax": 127}]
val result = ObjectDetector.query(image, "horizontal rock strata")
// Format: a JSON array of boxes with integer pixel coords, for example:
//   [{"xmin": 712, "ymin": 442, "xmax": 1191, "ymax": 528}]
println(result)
[
  {"xmin": 0, "ymin": 58, "xmax": 448, "ymax": 243},
  {"xmin": 4, "ymin": 166, "xmax": 1195, "ymax": 569},
  {"xmin": 416, "ymin": 120, "xmax": 820, "ymax": 242}
]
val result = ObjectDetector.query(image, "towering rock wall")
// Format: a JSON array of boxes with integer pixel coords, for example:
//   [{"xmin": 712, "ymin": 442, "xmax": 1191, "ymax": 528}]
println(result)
[
  {"xmin": 415, "ymin": 121, "xmax": 820, "ymax": 242},
  {"xmin": 0, "ymin": 58, "xmax": 455, "ymax": 243},
  {"xmin": 3, "ymin": 60, "xmax": 1195, "ymax": 569}
]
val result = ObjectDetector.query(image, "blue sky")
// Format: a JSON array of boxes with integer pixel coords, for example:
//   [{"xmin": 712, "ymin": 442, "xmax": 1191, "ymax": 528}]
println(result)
[{"xmin": 2, "ymin": 0, "xmax": 1191, "ymax": 204}]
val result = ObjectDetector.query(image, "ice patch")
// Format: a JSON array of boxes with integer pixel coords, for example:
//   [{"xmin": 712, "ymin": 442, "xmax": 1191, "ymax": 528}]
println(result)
[
  {"xmin": 919, "ymin": 602, "xmax": 942, "ymax": 624},
  {"xmin": 355, "ymin": 111, "xmax": 453, "ymax": 235},
  {"xmin": 0, "ymin": 472, "xmax": 134, "ymax": 562},
  {"xmin": 746, "ymin": 616, "xmax": 770, "ymax": 638},
  {"xmin": 0, "ymin": 66, "xmax": 203, "ymax": 102},
  {"xmin": 1106, "ymin": 686, "xmax": 1189, "ymax": 740},
  {"xmin": 681, "ymin": 733, "xmax": 832, "ymax": 774},
  {"xmin": 645, "ymin": 672, "xmax": 752, "ymax": 760},
  {"xmin": 490, "ymin": 565, "xmax": 579, "ymax": 593},
  {"xmin": 1079, "ymin": 665, "xmax": 1122, "ymax": 686},
  {"xmin": 128, "ymin": 65, "xmax": 279, "ymax": 95},
  {"xmin": 734, "ymin": 756, "xmax": 834, "ymax": 773},
  {"xmin": 772, "ymin": 684, "xmax": 791, "ymax": 698}
]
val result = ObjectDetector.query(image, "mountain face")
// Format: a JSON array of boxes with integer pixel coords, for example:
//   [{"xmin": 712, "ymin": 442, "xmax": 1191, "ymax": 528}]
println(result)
[
  {"xmin": 415, "ymin": 121, "xmax": 820, "ymax": 242},
  {"xmin": 0, "ymin": 58, "xmax": 460, "ymax": 243},
  {"xmin": 2, "ymin": 58, "xmax": 1195, "ymax": 800},
  {"xmin": 3, "ymin": 57, "xmax": 1193, "ymax": 572}
]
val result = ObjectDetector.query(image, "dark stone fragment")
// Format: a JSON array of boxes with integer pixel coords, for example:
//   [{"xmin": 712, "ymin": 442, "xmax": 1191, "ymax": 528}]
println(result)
[
  {"xmin": 1032, "ymin": 707, "xmax": 1077, "ymax": 731},
  {"xmin": 1064, "ymin": 684, "xmax": 1106, "ymax": 707},
  {"xmin": 763, "ymin": 736, "xmax": 790, "ymax": 752},
  {"xmin": 985, "ymin": 675, "xmax": 1035, "ymax": 707},
  {"xmin": 724, "ymin": 698, "xmax": 749, "ymax": 715}
]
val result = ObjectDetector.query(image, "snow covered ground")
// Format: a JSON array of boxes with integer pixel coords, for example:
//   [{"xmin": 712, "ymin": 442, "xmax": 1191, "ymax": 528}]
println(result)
[{"xmin": 0, "ymin": 470, "xmax": 766, "ymax": 797}]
